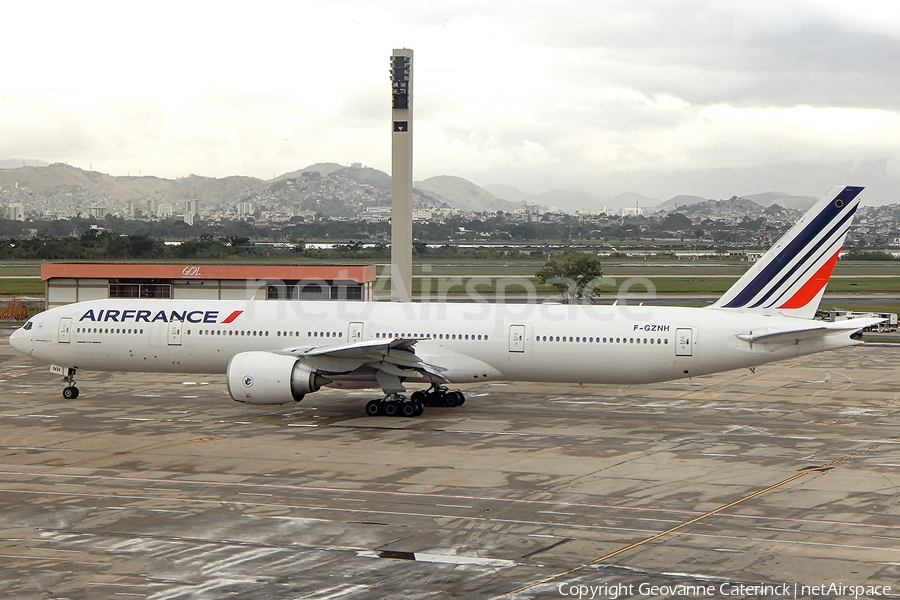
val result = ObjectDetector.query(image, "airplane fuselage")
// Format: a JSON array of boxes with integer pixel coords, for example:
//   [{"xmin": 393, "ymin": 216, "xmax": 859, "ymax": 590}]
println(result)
[
  {"xmin": 10, "ymin": 298, "xmax": 857, "ymax": 387},
  {"xmin": 7, "ymin": 186, "xmax": 874, "ymax": 414}
]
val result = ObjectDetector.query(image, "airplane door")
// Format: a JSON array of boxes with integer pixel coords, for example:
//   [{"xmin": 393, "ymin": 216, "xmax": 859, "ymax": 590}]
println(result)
[
  {"xmin": 58, "ymin": 317, "xmax": 72, "ymax": 344},
  {"xmin": 168, "ymin": 320, "xmax": 183, "ymax": 346},
  {"xmin": 508, "ymin": 324, "xmax": 526, "ymax": 353},
  {"xmin": 675, "ymin": 328, "xmax": 693, "ymax": 356},
  {"xmin": 348, "ymin": 322, "xmax": 364, "ymax": 343}
]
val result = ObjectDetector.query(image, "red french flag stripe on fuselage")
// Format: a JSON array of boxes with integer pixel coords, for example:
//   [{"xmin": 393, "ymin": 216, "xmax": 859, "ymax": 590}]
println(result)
[
  {"xmin": 777, "ymin": 250, "xmax": 841, "ymax": 310},
  {"xmin": 222, "ymin": 310, "xmax": 243, "ymax": 323}
]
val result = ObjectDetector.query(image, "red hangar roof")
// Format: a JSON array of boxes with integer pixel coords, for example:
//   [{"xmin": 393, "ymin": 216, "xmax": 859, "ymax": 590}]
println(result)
[{"xmin": 41, "ymin": 264, "xmax": 377, "ymax": 283}]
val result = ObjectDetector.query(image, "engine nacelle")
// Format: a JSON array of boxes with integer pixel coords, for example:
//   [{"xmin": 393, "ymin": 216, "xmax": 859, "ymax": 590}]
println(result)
[{"xmin": 227, "ymin": 351, "xmax": 330, "ymax": 405}]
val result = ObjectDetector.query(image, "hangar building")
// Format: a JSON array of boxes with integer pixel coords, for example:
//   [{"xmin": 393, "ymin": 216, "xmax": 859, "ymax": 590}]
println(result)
[{"xmin": 41, "ymin": 264, "xmax": 377, "ymax": 310}]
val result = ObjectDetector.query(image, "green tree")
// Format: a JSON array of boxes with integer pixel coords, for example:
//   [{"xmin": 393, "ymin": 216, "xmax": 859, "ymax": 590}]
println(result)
[
  {"xmin": 843, "ymin": 250, "xmax": 899, "ymax": 261},
  {"xmin": 536, "ymin": 251, "xmax": 604, "ymax": 303},
  {"xmin": 662, "ymin": 212, "xmax": 692, "ymax": 231}
]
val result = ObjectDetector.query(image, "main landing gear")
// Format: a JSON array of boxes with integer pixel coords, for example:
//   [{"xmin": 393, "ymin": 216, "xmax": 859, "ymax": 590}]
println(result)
[
  {"xmin": 365, "ymin": 394, "xmax": 424, "ymax": 418},
  {"xmin": 364, "ymin": 385, "xmax": 467, "ymax": 418},
  {"xmin": 61, "ymin": 367, "xmax": 79, "ymax": 400}
]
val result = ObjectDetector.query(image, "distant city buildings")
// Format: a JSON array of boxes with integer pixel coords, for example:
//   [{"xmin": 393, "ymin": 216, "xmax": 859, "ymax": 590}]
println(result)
[
  {"xmin": 0, "ymin": 203, "xmax": 24, "ymax": 220},
  {"xmin": 0, "ymin": 167, "xmax": 897, "ymax": 248},
  {"xmin": 363, "ymin": 206, "xmax": 391, "ymax": 222},
  {"xmin": 185, "ymin": 199, "xmax": 200, "ymax": 216}
]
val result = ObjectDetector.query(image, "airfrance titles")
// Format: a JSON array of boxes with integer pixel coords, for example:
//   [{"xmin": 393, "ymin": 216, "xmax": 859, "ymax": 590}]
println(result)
[{"xmin": 78, "ymin": 309, "xmax": 243, "ymax": 324}]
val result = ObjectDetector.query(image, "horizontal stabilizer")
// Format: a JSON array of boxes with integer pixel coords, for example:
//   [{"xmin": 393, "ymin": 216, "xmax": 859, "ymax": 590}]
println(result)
[{"xmin": 736, "ymin": 318, "xmax": 885, "ymax": 344}]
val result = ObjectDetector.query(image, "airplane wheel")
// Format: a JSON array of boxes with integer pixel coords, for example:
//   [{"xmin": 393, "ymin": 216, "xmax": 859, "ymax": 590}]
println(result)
[
  {"xmin": 428, "ymin": 391, "xmax": 446, "ymax": 406},
  {"xmin": 400, "ymin": 401, "xmax": 417, "ymax": 418},
  {"xmin": 383, "ymin": 401, "xmax": 400, "ymax": 417},
  {"xmin": 365, "ymin": 400, "xmax": 382, "ymax": 416},
  {"xmin": 457, "ymin": 392, "xmax": 466, "ymax": 406},
  {"xmin": 62, "ymin": 386, "xmax": 79, "ymax": 400},
  {"xmin": 414, "ymin": 401, "xmax": 425, "ymax": 417},
  {"xmin": 410, "ymin": 390, "xmax": 427, "ymax": 405},
  {"xmin": 444, "ymin": 391, "xmax": 462, "ymax": 407}
]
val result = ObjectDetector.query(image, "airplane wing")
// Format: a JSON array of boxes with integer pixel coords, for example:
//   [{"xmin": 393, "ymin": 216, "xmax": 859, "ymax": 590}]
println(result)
[
  {"xmin": 297, "ymin": 337, "xmax": 425, "ymax": 359},
  {"xmin": 736, "ymin": 318, "xmax": 886, "ymax": 344},
  {"xmin": 278, "ymin": 337, "xmax": 447, "ymax": 393}
]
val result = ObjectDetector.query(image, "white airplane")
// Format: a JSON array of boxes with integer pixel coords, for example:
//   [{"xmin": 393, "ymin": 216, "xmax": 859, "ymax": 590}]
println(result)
[{"xmin": 9, "ymin": 185, "xmax": 883, "ymax": 417}]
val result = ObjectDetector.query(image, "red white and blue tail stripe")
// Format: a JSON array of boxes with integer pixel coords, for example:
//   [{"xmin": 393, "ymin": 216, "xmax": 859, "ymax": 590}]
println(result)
[{"xmin": 710, "ymin": 185, "xmax": 863, "ymax": 319}]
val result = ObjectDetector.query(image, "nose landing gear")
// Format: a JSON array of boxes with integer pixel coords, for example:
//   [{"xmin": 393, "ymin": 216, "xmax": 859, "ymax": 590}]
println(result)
[
  {"xmin": 61, "ymin": 367, "xmax": 79, "ymax": 400},
  {"xmin": 410, "ymin": 384, "xmax": 466, "ymax": 408}
]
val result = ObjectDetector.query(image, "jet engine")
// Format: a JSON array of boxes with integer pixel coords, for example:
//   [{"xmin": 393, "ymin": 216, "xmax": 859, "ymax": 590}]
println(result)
[{"xmin": 227, "ymin": 351, "xmax": 330, "ymax": 405}]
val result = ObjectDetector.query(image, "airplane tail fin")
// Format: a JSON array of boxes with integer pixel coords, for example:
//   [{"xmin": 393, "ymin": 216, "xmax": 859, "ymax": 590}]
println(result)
[{"xmin": 710, "ymin": 185, "xmax": 864, "ymax": 319}]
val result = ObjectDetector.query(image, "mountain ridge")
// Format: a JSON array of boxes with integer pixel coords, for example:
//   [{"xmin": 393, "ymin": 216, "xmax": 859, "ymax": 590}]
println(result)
[
  {"xmin": 0, "ymin": 158, "xmax": 48, "ymax": 169},
  {"xmin": 414, "ymin": 176, "xmax": 522, "ymax": 213},
  {"xmin": 0, "ymin": 160, "xmax": 825, "ymax": 217}
]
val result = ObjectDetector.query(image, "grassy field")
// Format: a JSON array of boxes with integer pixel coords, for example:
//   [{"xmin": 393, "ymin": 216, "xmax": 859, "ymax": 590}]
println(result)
[
  {"xmin": 2, "ymin": 259, "xmax": 897, "ymax": 299},
  {"xmin": 822, "ymin": 279, "xmax": 900, "ymax": 294},
  {"xmin": 0, "ymin": 266, "xmax": 42, "ymax": 276},
  {"xmin": 819, "ymin": 302, "xmax": 900, "ymax": 316},
  {"xmin": 0, "ymin": 280, "xmax": 45, "ymax": 296}
]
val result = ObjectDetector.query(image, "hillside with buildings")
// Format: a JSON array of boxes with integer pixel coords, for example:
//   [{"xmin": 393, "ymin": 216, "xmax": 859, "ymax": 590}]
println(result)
[
  {"xmin": 0, "ymin": 161, "xmax": 898, "ymax": 248},
  {"xmin": 238, "ymin": 165, "xmax": 449, "ymax": 221}
]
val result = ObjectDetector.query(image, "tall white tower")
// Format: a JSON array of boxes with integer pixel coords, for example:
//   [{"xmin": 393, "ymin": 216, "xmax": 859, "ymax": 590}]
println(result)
[{"xmin": 390, "ymin": 48, "xmax": 413, "ymax": 302}]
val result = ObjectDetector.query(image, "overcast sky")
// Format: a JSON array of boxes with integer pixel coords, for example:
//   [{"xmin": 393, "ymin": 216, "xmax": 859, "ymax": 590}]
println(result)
[{"xmin": 4, "ymin": 0, "xmax": 900, "ymax": 202}]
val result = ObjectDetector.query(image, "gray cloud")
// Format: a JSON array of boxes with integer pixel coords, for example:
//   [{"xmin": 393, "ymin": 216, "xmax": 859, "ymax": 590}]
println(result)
[{"xmin": 3, "ymin": 0, "xmax": 900, "ymax": 201}]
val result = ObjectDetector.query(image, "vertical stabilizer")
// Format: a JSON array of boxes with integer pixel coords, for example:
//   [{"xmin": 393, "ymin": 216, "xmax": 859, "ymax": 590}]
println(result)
[{"xmin": 710, "ymin": 186, "xmax": 863, "ymax": 319}]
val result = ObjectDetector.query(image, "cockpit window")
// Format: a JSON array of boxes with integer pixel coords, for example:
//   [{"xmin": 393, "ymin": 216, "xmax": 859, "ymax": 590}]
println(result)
[{"xmin": 23, "ymin": 321, "xmax": 33, "ymax": 330}]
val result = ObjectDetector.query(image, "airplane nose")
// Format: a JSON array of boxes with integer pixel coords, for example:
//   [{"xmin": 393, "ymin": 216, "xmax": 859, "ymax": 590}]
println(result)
[
  {"xmin": 9, "ymin": 328, "xmax": 25, "ymax": 354},
  {"xmin": 9, "ymin": 328, "xmax": 20, "ymax": 349}
]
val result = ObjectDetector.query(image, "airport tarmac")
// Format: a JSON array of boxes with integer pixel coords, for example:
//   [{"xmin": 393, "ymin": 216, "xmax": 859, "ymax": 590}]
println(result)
[{"xmin": 0, "ymin": 326, "xmax": 898, "ymax": 599}]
